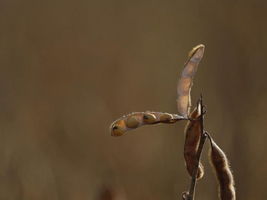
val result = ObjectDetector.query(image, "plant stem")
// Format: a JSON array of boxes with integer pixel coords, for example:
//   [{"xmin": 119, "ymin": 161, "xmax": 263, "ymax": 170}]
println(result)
[{"xmin": 183, "ymin": 95, "xmax": 207, "ymax": 200}]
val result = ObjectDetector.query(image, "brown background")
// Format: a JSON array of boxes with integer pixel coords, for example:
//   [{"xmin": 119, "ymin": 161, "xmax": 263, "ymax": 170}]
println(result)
[{"xmin": 0, "ymin": 0, "xmax": 267, "ymax": 199}]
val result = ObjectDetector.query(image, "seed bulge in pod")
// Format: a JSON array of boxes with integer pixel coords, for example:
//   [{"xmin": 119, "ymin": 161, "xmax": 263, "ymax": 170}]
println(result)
[
  {"xmin": 160, "ymin": 113, "xmax": 173, "ymax": 122},
  {"xmin": 111, "ymin": 126, "xmax": 124, "ymax": 136},
  {"xmin": 143, "ymin": 112, "xmax": 157, "ymax": 124},
  {"xmin": 110, "ymin": 120, "xmax": 126, "ymax": 136},
  {"xmin": 110, "ymin": 120, "xmax": 127, "ymax": 137},
  {"xmin": 126, "ymin": 116, "xmax": 140, "ymax": 128}
]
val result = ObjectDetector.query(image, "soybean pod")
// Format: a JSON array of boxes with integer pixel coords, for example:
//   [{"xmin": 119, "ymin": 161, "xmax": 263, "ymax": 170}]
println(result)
[
  {"xmin": 207, "ymin": 133, "xmax": 236, "ymax": 200},
  {"xmin": 110, "ymin": 111, "xmax": 186, "ymax": 137},
  {"xmin": 184, "ymin": 101, "xmax": 204, "ymax": 180},
  {"xmin": 177, "ymin": 44, "xmax": 205, "ymax": 118}
]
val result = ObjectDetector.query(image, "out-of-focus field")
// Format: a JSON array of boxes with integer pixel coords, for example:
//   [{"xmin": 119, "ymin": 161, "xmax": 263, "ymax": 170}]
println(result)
[{"xmin": 0, "ymin": 0, "xmax": 267, "ymax": 199}]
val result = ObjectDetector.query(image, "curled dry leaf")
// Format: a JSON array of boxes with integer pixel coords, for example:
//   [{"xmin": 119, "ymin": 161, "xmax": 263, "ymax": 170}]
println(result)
[
  {"xmin": 184, "ymin": 101, "xmax": 204, "ymax": 180},
  {"xmin": 207, "ymin": 134, "xmax": 236, "ymax": 200},
  {"xmin": 110, "ymin": 111, "xmax": 185, "ymax": 136},
  {"xmin": 177, "ymin": 44, "xmax": 205, "ymax": 117}
]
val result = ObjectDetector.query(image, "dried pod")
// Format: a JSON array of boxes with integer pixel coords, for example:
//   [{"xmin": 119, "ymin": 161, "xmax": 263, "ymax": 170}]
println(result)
[
  {"xmin": 110, "ymin": 112, "xmax": 185, "ymax": 136},
  {"xmin": 184, "ymin": 101, "xmax": 204, "ymax": 179},
  {"xmin": 177, "ymin": 44, "xmax": 205, "ymax": 117},
  {"xmin": 208, "ymin": 135, "xmax": 236, "ymax": 200}
]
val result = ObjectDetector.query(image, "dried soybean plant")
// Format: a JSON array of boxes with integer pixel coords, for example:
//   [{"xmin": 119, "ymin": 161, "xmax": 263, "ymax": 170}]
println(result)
[{"xmin": 109, "ymin": 45, "xmax": 236, "ymax": 200}]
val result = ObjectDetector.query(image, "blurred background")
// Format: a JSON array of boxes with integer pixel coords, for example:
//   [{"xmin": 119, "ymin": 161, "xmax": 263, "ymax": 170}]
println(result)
[{"xmin": 0, "ymin": 0, "xmax": 266, "ymax": 199}]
